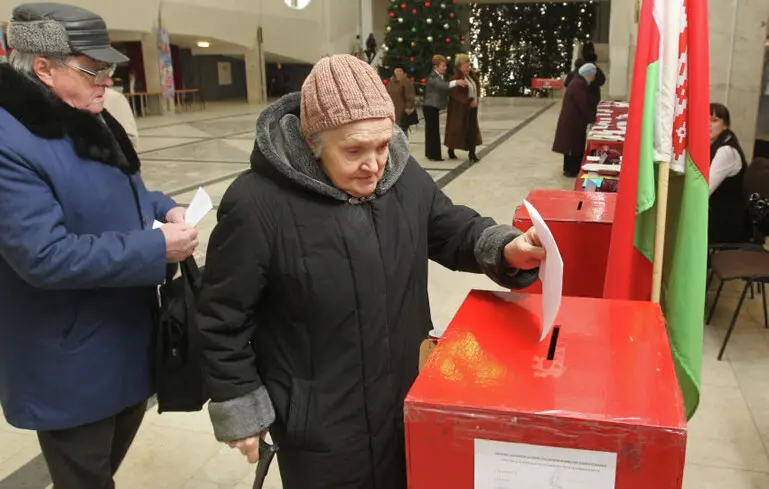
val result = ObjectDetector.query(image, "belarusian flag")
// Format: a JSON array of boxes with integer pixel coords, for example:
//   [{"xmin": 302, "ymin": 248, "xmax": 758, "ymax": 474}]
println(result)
[{"xmin": 603, "ymin": 0, "xmax": 709, "ymax": 419}]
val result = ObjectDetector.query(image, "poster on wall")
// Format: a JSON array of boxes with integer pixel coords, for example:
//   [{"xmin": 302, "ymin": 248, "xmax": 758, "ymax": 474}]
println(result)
[
  {"xmin": 218, "ymin": 62, "xmax": 233, "ymax": 86},
  {"xmin": 0, "ymin": 26, "xmax": 8, "ymax": 63},
  {"xmin": 157, "ymin": 27, "xmax": 175, "ymax": 100}
]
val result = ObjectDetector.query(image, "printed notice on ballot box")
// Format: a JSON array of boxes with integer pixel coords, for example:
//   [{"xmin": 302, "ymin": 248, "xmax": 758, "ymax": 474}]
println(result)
[{"xmin": 474, "ymin": 439, "xmax": 617, "ymax": 489}]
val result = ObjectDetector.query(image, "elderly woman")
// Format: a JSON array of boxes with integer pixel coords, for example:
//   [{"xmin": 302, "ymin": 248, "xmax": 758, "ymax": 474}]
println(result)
[
  {"xmin": 197, "ymin": 54, "xmax": 544, "ymax": 489},
  {"xmin": 445, "ymin": 53, "xmax": 483, "ymax": 162},
  {"xmin": 386, "ymin": 65, "xmax": 416, "ymax": 135},
  {"xmin": 0, "ymin": 3, "xmax": 198, "ymax": 488},
  {"xmin": 553, "ymin": 63, "xmax": 597, "ymax": 177}
]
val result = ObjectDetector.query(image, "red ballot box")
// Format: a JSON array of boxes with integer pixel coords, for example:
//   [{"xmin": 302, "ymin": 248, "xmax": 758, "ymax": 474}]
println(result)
[
  {"xmin": 514, "ymin": 189, "xmax": 615, "ymax": 298},
  {"xmin": 405, "ymin": 291, "xmax": 686, "ymax": 489}
]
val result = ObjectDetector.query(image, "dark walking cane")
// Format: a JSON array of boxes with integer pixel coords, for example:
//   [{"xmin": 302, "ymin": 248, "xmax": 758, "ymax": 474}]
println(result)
[{"xmin": 252, "ymin": 438, "xmax": 279, "ymax": 489}]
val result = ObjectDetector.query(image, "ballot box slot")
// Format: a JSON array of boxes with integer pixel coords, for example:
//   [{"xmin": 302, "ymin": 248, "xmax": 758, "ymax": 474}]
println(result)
[
  {"xmin": 577, "ymin": 200, "xmax": 584, "ymax": 211},
  {"xmin": 546, "ymin": 326, "xmax": 561, "ymax": 361}
]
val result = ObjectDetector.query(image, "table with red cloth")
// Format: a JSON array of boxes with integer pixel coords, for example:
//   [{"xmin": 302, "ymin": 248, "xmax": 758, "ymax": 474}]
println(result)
[{"xmin": 575, "ymin": 100, "xmax": 629, "ymax": 193}]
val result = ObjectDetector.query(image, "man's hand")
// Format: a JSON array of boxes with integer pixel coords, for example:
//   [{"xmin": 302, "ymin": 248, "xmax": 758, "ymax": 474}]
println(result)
[
  {"xmin": 405, "ymin": 108, "xmax": 415, "ymax": 115},
  {"xmin": 160, "ymin": 223, "xmax": 198, "ymax": 263},
  {"xmin": 228, "ymin": 432, "xmax": 268, "ymax": 464},
  {"xmin": 165, "ymin": 206, "xmax": 187, "ymax": 225},
  {"xmin": 456, "ymin": 79, "xmax": 467, "ymax": 87},
  {"xmin": 503, "ymin": 227, "xmax": 545, "ymax": 270},
  {"xmin": 469, "ymin": 99, "xmax": 478, "ymax": 108}
]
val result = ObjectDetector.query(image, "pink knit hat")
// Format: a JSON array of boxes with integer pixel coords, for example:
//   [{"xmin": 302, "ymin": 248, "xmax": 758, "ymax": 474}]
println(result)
[{"xmin": 300, "ymin": 54, "xmax": 396, "ymax": 139}]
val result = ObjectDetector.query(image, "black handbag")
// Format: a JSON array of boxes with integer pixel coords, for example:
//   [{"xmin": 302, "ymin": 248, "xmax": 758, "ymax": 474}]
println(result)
[
  {"xmin": 155, "ymin": 257, "xmax": 210, "ymax": 413},
  {"xmin": 404, "ymin": 109, "xmax": 419, "ymax": 128}
]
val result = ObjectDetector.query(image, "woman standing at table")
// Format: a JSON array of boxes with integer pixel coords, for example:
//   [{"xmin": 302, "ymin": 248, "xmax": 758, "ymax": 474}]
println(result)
[
  {"xmin": 709, "ymin": 103, "xmax": 749, "ymax": 244},
  {"xmin": 552, "ymin": 63, "xmax": 597, "ymax": 177},
  {"xmin": 445, "ymin": 53, "xmax": 482, "ymax": 163}
]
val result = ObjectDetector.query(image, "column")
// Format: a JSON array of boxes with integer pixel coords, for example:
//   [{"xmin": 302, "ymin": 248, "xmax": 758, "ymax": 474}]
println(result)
[
  {"xmin": 245, "ymin": 41, "xmax": 266, "ymax": 104},
  {"xmin": 607, "ymin": 0, "xmax": 635, "ymax": 100},
  {"xmin": 361, "ymin": 0, "xmax": 373, "ymax": 40},
  {"xmin": 140, "ymin": 29, "xmax": 174, "ymax": 113}
]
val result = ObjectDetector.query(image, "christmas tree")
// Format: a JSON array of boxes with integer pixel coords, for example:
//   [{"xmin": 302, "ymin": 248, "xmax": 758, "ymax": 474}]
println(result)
[
  {"xmin": 379, "ymin": 0, "xmax": 467, "ymax": 95},
  {"xmin": 470, "ymin": 2, "xmax": 597, "ymax": 97}
]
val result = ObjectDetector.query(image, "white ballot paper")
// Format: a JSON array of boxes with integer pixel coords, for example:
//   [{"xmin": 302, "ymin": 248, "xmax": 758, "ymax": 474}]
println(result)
[
  {"xmin": 523, "ymin": 200, "xmax": 563, "ymax": 342},
  {"xmin": 474, "ymin": 439, "xmax": 617, "ymax": 489},
  {"xmin": 152, "ymin": 187, "xmax": 213, "ymax": 229}
]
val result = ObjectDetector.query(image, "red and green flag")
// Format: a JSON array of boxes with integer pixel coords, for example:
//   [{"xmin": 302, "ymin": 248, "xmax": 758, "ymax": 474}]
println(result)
[{"xmin": 603, "ymin": 0, "xmax": 710, "ymax": 419}]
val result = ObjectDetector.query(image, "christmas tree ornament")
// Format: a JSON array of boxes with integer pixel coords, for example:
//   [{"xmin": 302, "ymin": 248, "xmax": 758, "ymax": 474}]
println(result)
[
  {"xmin": 425, "ymin": 1, "xmax": 431, "ymax": 6},
  {"xmin": 440, "ymin": 3, "xmax": 445, "ymax": 8},
  {"xmin": 398, "ymin": 17, "xmax": 404, "ymax": 23},
  {"xmin": 443, "ymin": 23, "xmax": 449, "ymax": 29},
  {"xmin": 412, "ymin": 8, "xmax": 417, "ymax": 14},
  {"xmin": 426, "ymin": 18, "xmax": 432, "ymax": 24},
  {"xmin": 401, "ymin": 3, "xmax": 406, "ymax": 8},
  {"xmin": 420, "ymin": 78, "xmax": 427, "ymax": 84},
  {"xmin": 411, "ymin": 27, "xmax": 417, "ymax": 32},
  {"xmin": 445, "ymin": 37, "xmax": 451, "ymax": 43},
  {"xmin": 427, "ymin": 35, "xmax": 433, "ymax": 42},
  {"xmin": 386, "ymin": 25, "xmax": 392, "ymax": 32},
  {"xmin": 409, "ymin": 56, "xmax": 415, "ymax": 62},
  {"xmin": 383, "ymin": 79, "xmax": 389, "ymax": 85},
  {"xmin": 389, "ymin": 11, "xmax": 396, "ymax": 17},
  {"xmin": 411, "ymin": 41, "xmax": 416, "ymax": 47},
  {"xmin": 450, "ymin": 12, "xmax": 455, "ymax": 18},
  {"xmin": 397, "ymin": 37, "xmax": 403, "ymax": 42}
]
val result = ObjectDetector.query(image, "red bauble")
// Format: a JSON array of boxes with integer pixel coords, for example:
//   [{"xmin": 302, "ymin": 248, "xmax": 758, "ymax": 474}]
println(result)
[
  {"xmin": 389, "ymin": 11, "xmax": 396, "ymax": 17},
  {"xmin": 401, "ymin": 3, "xmax": 407, "ymax": 8},
  {"xmin": 425, "ymin": 1, "xmax": 431, "ymax": 5},
  {"xmin": 383, "ymin": 79, "xmax": 389, "ymax": 85},
  {"xmin": 410, "ymin": 57, "xmax": 415, "ymax": 62},
  {"xmin": 412, "ymin": 8, "xmax": 417, "ymax": 14},
  {"xmin": 420, "ymin": 78, "xmax": 427, "ymax": 84},
  {"xmin": 445, "ymin": 37, "xmax": 451, "ymax": 43},
  {"xmin": 461, "ymin": 35, "xmax": 465, "ymax": 41},
  {"xmin": 450, "ymin": 12, "xmax": 455, "ymax": 18}
]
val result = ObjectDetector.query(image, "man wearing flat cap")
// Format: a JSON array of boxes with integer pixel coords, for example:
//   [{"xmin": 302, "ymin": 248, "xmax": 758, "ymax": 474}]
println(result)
[{"xmin": 0, "ymin": 3, "xmax": 198, "ymax": 487}]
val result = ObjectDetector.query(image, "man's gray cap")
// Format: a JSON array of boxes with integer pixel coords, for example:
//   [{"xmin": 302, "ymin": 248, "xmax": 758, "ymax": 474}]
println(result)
[{"xmin": 7, "ymin": 3, "xmax": 128, "ymax": 64}]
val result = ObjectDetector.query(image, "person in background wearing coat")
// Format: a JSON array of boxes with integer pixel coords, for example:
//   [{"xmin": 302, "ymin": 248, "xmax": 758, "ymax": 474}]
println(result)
[
  {"xmin": 196, "ymin": 54, "xmax": 545, "ymax": 489},
  {"xmin": 0, "ymin": 4, "xmax": 199, "ymax": 488},
  {"xmin": 709, "ymin": 103, "xmax": 749, "ymax": 244},
  {"xmin": 553, "ymin": 62, "xmax": 597, "ymax": 177},
  {"xmin": 387, "ymin": 66, "xmax": 416, "ymax": 136},
  {"xmin": 582, "ymin": 42, "xmax": 606, "ymax": 113},
  {"xmin": 445, "ymin": 53, "xmax": 482, "ymax": 163},
  {"xmin": 103, "ymin": 87, "xmax": 139, "ymax": 149},
  {"xmin": 423, "ymin": 54, "xmax": 467, "ymax": 161},
  {"xmin": 365, "ymin": 33, "xmax": 377, "ymax": 63},
  {"xmin": 564, "ymin": 57, "xmax": 584, "ymax": 88}
]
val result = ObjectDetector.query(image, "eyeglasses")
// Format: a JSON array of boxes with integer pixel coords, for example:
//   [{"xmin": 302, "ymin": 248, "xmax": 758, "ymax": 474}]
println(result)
[{"xmin": 65, "ymin": 62, "xmax": 116, "ymax": 85}]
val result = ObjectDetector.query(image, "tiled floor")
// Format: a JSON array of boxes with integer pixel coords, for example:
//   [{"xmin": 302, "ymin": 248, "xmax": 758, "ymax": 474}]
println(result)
[{"xmin": 1, "ymin": 98, "xmax": 768, "ymax": 488}]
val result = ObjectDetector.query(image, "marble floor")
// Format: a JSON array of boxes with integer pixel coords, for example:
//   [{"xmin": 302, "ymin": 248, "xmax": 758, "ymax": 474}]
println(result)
[{"xmin": 1, "ymin": 98, "xmax": 768, "ymax": 488}]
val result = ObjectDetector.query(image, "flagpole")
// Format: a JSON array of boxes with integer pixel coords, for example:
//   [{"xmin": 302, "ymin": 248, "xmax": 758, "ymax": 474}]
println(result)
[{"xmin": 651, "ymin": 161, "xmax": 670, "ymax": 303}]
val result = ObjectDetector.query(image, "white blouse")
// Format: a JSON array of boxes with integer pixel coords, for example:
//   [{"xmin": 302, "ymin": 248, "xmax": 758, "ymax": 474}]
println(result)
[{"xmin": 710, "ymin": 146, "xmax": 742, "ymax": 196}]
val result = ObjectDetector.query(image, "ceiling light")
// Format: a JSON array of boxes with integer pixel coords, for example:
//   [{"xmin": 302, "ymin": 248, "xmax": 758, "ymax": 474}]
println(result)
[{"xmin": 197, "ymin": 41, "xmax": 210, "ymax": 48}]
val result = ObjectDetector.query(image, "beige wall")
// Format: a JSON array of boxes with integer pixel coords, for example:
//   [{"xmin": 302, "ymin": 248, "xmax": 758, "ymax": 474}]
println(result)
[{"xmin": 0, "ymin": 0, "xmax": 361, "ymax": 64}]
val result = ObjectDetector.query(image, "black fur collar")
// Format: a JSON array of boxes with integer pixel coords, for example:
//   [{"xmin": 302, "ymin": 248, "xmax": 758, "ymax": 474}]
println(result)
[{"xmin": 0, "ymin": 64, "xmax": 140, "ymax": 175}]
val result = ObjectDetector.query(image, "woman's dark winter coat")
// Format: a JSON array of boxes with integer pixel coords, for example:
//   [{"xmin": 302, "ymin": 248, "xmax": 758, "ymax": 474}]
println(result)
[
  {"xmin": 710, "ymin": 130, "xmax": 748, "ymax": 244},
  {"xmin": 552, "ymin": 75, "xmax": 595, "ymax": 157},
  {"xmin": 0, "ymin": 65, "xmax": 174, "ymax": 431},
  {"xmin": 197, "ymin": 93, "xmax": 538, "ymax": 489},
  {"xmin": 444, "ymin": 71, "xmax": 482, "ymax": 150}
]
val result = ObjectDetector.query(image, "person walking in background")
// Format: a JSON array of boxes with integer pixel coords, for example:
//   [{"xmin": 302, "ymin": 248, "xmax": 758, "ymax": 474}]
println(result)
[
  {"xmin": 365, "ymin": 33, "xmax": 377, "ymax": 63},
  {"xmin": 445, "ymin": 53, "xmax": 482, "ymax": 163},
  {"xmin": 387, "ymin": 66, "xmax": 416, "ymax": 136},
  {"xmin": 423, "ymin": 54, "xmax": 467, "ymax": 161},
  {"xmin": 552, "ymin": 63, "xmax": 597, "ymax": 177},
  {"xmin": 0, "ymin": 4, "xmax": 198, "ymax": 488}
]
